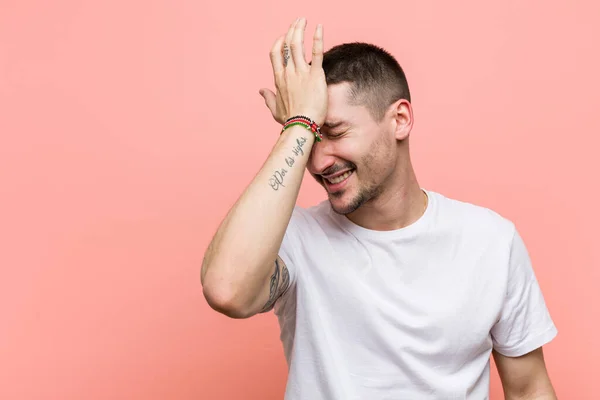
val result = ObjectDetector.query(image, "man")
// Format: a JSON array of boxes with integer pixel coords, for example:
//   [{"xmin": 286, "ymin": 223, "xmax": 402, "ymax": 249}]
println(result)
[{"xmin": 201, "ymin": 17, "xmax": 558, "ymax": 400}]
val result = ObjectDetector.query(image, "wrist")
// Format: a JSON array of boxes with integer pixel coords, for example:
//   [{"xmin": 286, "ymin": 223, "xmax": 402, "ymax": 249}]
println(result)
[
  {"xmin": 281, "ymin": 115, "xmax": 323, "ymax": 142},
  {"xmin": 278, "ymin": 123, "xmax": 316, "ymax": 144},
  {"xmin": 288, "ymin": 111, "xmax": 324, "ymax": 126}
]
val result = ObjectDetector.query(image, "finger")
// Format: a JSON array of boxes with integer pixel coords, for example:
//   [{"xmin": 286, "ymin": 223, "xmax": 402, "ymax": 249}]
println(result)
[
  {"xmin": 269, "ymin": 36, "xmax": 285, "ymax": 75},
  {"xmin": 283, "ymin": 18, "xmax": 298, "ymax": 68},
  {"xmin": 311, "ymin": 24, "xmax": 324, "ymax": 69},
  {"xmin": 291, "ymin": 17, "xmax": 307, "ymax": 68},
  {"xmin": 259, "ymin": 88, "xmax": 277, "ymax": 115}
]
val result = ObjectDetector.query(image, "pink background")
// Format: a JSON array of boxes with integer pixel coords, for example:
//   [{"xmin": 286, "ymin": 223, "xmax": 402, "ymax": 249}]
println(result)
[{"xmin": 1, "ymin": 1, "xmax": 598, "ymax": 399}]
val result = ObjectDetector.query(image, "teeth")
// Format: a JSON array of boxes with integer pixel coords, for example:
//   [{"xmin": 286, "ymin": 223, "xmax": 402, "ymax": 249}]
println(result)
[{"xmin": 327, "ymin": 170, "xmax": 352, "ymax": 184}]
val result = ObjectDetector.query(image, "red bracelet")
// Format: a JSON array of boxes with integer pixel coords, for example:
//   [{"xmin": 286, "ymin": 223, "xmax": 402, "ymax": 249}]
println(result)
[{"xmin": 281, "ymin": 115, "xmax": 323, "ymax": 142}]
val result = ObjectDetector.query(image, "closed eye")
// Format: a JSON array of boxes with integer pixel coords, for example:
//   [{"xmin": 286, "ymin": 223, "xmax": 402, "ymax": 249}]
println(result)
[{"xmin": 326, "ymin": 131, "xmax": 346, "ymax": 139}]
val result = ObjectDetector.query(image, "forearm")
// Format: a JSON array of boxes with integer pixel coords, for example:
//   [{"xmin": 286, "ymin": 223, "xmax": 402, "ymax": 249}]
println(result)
[
  {"xmin": 202, "ymin": 16, "xmax": 326, "ymax": 315},
  {"xmin": 201, "ymin": 126, "xmax": 314, "ymax": 306}
]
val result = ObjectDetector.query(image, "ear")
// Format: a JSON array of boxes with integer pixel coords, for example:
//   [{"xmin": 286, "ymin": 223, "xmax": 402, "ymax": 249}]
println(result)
[{"xmin": 391, "ymin": 99, "xmax": 413, "ymax": 141}]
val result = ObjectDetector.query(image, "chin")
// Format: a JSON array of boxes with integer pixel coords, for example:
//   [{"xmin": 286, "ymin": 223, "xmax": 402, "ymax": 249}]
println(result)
[
  {"xmin": 329, "ymin": 201, "xmax": 354, "ymax": 215},
  {"xmin": 328, "ymin": 190, "xmax": 363, "ymax": 215}
]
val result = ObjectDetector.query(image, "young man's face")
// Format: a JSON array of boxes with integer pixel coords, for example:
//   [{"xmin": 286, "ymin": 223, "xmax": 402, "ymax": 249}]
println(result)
[{"xmin": 307, "ymin": 82, "xmax": 400, "ymax": 215}]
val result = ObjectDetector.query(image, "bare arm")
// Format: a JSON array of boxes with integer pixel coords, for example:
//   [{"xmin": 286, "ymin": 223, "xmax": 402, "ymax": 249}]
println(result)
[
  {"xmin": 493, "ymin": 347, "xmax": 557, "ymax": 399},
  {"xmin": 201, "ymin": 18, "xmax": 327, "ymax": 318},
  {"xmin": 202, "ymin": 126, "xmax": 312, "ymax": 318}
]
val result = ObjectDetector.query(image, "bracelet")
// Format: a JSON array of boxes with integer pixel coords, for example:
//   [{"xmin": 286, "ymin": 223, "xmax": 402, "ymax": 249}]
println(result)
[{"xmin": 281, "ymin": 115, "xmax": 323, "ymax": 142}]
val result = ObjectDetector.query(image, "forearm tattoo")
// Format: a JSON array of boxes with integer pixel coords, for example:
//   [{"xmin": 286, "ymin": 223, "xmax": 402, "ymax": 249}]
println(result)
[
  {"xmin": 268, "ymin": 136, "xmax": 308, "ymax": 191},
  {"xmin": 260, "ymin": 257, "xmax": 290, "ymax": 312}
]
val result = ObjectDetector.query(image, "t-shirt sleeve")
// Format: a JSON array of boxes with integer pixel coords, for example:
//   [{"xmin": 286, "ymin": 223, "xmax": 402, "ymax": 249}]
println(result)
[{"xmin": 490, "ymin": 227, "xmax": 558, "ymax": 357}]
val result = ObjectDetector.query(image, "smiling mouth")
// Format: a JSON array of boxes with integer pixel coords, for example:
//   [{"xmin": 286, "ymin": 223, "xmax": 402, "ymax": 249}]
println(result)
[{"xmin": 324, "ymin": 170, "xmax": 354, "ymax": 185}]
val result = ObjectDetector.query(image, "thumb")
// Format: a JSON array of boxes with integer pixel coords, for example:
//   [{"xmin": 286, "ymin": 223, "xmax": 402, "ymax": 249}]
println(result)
[{"xmin": 259, "ymin": 88, "xmax": 277, "ymax": 115}]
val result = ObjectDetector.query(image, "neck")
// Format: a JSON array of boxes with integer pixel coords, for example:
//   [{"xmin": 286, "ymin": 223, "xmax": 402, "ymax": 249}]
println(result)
[{"xmin": 345, "ymin": 158, "xmax": 426, "ymax": 231}]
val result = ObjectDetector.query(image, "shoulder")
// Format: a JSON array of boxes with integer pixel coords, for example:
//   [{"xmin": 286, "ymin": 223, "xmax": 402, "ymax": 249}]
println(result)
[
  {"xmin": 289, "ymin": 200, "xmax": 333, "ymax": 226},
  {"xmin": 429, "ymin": 190, "xmax": 516, "ymax": 244},
  {"xmin": 284, "ymin": 200, "xmax": 342, "ymax": 241}
]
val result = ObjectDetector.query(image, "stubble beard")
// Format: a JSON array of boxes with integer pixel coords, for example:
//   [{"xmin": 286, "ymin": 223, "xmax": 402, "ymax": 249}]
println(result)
[{"xmin": 328, "ymin": 179, "xmax": 383, "ymax": 215}]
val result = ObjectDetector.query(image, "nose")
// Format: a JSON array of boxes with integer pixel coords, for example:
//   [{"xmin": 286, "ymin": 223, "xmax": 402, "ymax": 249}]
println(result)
[{"xmin": 307, "ymin": 138, "xmax": 336, "ymax": 176}]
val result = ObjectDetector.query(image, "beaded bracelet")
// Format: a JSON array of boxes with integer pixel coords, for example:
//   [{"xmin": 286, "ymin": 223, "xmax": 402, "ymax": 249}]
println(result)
[{"xmin": 281, "ymin": 115, "xmax": 323, "ymax": 142}]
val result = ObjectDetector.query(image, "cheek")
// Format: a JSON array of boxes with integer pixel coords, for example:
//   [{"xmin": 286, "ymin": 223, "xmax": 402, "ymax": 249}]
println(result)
[
  {"xmin": 361, "ymin": 135, "xmax": 395, "ymax": 173},
  {"xmin": 334, "ymin": 130, "xmax": 395, "ymax": 175},
  {"xmin": 330, "ymin": 140, "xmax": 363, "ymax": 165}
]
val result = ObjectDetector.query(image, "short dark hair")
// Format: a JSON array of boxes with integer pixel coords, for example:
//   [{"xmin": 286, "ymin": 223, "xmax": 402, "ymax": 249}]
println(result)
[{"xmin": 322, "ymin": 42, "xmax": 411, "ymax": 121}]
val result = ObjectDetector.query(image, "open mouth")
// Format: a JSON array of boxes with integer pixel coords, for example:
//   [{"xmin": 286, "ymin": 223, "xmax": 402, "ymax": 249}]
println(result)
[
  {"xmin": 326, "ymin": 170, "xmax": 353, "ymax": 184},
  {"xmin": 323, "ymin": 170, "xmax": 354, "ymax": 190}
]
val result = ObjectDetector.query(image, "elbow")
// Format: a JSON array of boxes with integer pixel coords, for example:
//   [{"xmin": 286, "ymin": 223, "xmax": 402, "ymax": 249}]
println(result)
[{"xmin": 201, "ymin": 275, "xmax": 256, "ymax": 319}]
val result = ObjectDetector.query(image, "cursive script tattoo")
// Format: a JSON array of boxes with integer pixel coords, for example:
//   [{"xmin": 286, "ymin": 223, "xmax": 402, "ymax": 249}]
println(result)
[
  {"xmin": 268, "ymin": 136, "xmax": 309, "ymax": 191},
  {"xmin": 292, "ymin": 136, "xmax": 307, "ymax": 157},
  {"xmin": 269, "ymin": 168, "xmax": 287, "ymax": 190}
]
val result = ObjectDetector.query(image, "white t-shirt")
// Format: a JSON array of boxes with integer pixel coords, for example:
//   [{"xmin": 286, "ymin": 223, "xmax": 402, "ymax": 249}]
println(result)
[{"xmin": 274, "ymin": 189, "xmax": 557, "ymax": 400}]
